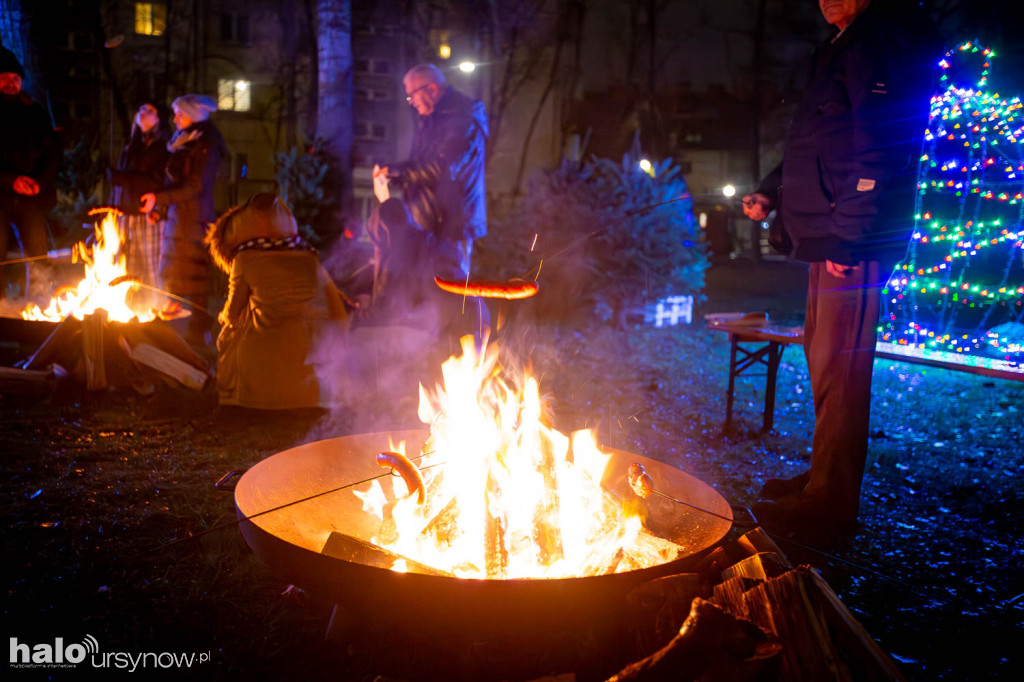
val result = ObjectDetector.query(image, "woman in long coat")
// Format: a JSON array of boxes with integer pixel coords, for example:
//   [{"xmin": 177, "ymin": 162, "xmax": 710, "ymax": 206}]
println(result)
[
  {"xmin": 206, "ymin": 193, "xmax": 350, "ymax": 410},
  {"xmin": 109, "ymin": 102, "xmax": 169, "ymax": 311},
  {"xmin": 140, "ymin": 94, "xmax": 226, "ymax": 345}
]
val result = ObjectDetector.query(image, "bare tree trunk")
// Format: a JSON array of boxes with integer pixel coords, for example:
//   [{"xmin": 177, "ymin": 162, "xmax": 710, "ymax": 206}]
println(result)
[{"xmin": 315, "ymin": 0, "xmax": 353, "ymax": 236}]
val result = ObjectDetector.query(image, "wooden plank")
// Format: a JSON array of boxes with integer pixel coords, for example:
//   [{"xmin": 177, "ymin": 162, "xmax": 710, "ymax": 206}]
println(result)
[
  {"xmin": 607, "ymin": 597, "xmax": 781, "ymax": 681},
  {"xmin": 82, "ymin": 311, "xmax": 107, "ymax": 391},
  {"xmin": 126, "ymin": 343, "xmax": 208, "ymax": 390},
  {"xmin": 720, "ymin": 552, "xmax": 789, "ymax": 582}
]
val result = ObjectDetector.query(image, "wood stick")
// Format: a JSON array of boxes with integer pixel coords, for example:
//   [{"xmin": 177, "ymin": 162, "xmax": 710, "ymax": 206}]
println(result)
[
  {"xmin": 607, "ymin": 597, "xmax": 780, "ymax": 681},
  {"xmin": 81, "ymin": 310, "xmax": 107, "ymax": 391}
]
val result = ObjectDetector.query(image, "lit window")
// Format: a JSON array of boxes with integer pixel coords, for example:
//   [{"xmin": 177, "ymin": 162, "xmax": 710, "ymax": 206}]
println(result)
[
  {"xmin": 135, "ymin": 3, "xmax": 167, "ymax": 36},
  {"xmin": 217, "ymin": 79, "xmax": 251, "ymax": 112}
]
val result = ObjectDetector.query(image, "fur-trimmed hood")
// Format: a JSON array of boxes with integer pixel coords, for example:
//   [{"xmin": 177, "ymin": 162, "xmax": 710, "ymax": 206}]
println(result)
[{"xmin": 206, "ymin": 194, "xmax": 299, "ymax": 272}]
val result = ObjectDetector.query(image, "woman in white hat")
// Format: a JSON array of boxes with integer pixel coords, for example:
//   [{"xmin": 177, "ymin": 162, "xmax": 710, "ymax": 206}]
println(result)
[{"xmin": 140, "ymin": 94, "xmax": 226, "ymax": 347}]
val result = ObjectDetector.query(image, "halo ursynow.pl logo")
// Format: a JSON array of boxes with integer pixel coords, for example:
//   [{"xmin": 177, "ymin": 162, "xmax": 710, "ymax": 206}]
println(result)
[
  {"xmin": 9, "ymin": 635, "xmax": 211, "ymax": 671},
  {"xmin": 9, "ymin": 635, "xmax": 98, "ymax": 668}
]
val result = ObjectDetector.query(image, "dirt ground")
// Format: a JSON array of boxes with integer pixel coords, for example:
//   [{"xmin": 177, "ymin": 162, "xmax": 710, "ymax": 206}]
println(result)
[{"xmin": 2, "ymin": 259, "xmax": 1021, "ymax": 680}]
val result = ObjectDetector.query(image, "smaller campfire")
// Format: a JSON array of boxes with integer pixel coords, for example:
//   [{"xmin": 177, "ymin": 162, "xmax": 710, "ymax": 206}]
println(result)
[
  {"xmin": 6, "ymin": 208, "xmax": 208, "ymax": 393},
  {"xmin": 21, "ymin": 207, "xmax": 163, "ymax": 324}
]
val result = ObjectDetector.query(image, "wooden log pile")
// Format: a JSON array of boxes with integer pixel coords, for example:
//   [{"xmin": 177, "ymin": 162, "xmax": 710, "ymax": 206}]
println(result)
[
  {"xmin": 608, "ymin": 527, "xmax": 906, "ymax": 681},
  {"xmin": 2, "ymin": 313, "xmax": 211, "ymax": 395}
]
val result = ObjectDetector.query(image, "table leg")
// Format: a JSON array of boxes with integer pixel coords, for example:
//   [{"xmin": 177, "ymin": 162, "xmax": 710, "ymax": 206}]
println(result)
[
  {"xmin": 762, "ymin": 342, "xmax": 785, "ymax": 431},
  {"xmin": 726, "ymin": 334, "xmax": 739, "ymax": 428}
]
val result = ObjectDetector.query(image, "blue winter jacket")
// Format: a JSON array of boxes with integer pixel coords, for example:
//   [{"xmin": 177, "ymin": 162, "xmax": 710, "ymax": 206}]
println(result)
[
  {"xmin": 758, "ymin": 0, "xmax": 940, "ymax": 267},
  {"xmin": 389, "ymin": 87, "xmax": 489, "ymax": 244}
]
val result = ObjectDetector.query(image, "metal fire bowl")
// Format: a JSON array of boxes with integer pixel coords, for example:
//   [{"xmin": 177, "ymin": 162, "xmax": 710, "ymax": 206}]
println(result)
[{"xmin": 235, "ymin": 430, "xmax": 732, "ymax": 663}]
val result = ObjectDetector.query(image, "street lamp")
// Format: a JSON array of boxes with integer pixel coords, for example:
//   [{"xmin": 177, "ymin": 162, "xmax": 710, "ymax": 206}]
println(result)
[
  {"xmin": 722, "ymin": 184, "xmax": 736, "ymax": 198},
  {"xmin": 458, "ymin": 61, "xmax": 476, "ymax": 73}
]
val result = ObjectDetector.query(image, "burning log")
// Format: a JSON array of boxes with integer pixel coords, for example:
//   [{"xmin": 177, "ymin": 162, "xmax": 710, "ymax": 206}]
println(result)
[
  {"xmin": 321, "ymin": 531, "xmax": 454, "ymax": 577},
  {"xmin": 532, "ymin": 435, "xmax": 565, "ymax": 566},
  {"xmin": 420, "ymin": 494, "xmax": 461, "ymax": 548},
  {"xmin": 17, "ymin": 316, "xmax": 209, "ymax": 392},
  {"xmin": 484, "ymin": 470, "xmax": 509, "ymax": 579}
]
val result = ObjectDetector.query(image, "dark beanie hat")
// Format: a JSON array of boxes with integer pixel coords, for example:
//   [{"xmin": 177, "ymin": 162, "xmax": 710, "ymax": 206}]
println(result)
[{"xmin": 0, "ymin": 46, "xmax": 25, "ymax": 78}]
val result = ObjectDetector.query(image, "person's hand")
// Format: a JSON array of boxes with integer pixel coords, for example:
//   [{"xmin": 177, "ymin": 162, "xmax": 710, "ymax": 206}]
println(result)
[
  {"xmin": 139, "ymin": 193, "xmax": 157, "ymax": 214},
  {"xmin": 372, "ymin": 164, "xmax": 390, "ymax": 179},
  {"xmin": 741, "ymin": 192, "xmax": 771, "ymax": 220},
  {"xmin": 13, "ymin": 176, "xmax": 40, "ymax": 196},
  {"xmin": 825, "ymin": 260, "xmax": 860, "ymax": 278}
]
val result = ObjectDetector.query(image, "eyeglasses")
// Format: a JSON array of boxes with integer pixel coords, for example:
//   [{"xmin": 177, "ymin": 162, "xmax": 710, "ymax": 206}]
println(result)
[{"xmin": 405, "ymin": 83, "xmax": 430, "ymax": 103}]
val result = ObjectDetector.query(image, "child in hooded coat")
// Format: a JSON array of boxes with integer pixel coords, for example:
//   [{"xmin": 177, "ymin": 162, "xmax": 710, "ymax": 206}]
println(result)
[{"xmin": 206, "ymin": 193, "xmax": 349, "ymax": 410}]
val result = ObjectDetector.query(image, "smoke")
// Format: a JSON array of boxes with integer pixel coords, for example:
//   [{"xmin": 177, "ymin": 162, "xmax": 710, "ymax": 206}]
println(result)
[{"xmin": 308, "ymin": 288, "xmax": 494, "ymax": 435}]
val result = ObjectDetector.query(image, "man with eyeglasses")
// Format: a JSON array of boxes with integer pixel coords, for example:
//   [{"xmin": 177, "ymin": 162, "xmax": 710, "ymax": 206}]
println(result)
[{"xmin": 372, "ymin": 63, "xmax": 488, "ymax": 281}]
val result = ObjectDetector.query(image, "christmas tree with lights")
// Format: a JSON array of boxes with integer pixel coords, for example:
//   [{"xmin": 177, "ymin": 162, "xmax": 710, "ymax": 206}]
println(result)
[{"xmin": 879, "ymin": 41, "xmax": 1024, "ymax": 373}]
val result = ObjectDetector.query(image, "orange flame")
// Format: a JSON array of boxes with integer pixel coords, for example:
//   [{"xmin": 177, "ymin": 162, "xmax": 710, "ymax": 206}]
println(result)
[
  {"xmin": 354, "ymin": 336, "xmax": 657, "ymax": 579},
  {"xmin": 21, "ymin": 208, "xmax": 158, "ymax": 323}
]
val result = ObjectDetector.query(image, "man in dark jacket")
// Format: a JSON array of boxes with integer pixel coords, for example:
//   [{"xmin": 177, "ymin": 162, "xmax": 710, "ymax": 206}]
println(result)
[
  {"xmin": 0, "ymin": 46, "xmax": 61, "ymax": 300},
  {"xmin": 741, "ymin": 0, "xmax": 940, "ymax": 533},
  {"xmin": 373, "ymin": 63, "xmax": 488, "ymax": 280}
]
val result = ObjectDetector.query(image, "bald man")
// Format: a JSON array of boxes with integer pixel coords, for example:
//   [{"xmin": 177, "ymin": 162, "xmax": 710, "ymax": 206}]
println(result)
[{"xmin": 373, "ymin": 64, "xmax": 488, "ymax": 280}]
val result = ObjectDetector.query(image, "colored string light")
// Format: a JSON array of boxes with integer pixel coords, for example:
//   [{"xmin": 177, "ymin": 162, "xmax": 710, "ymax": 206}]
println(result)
[{"xmin": 880, "ymin": 41, "xmax": 1024, "ymax": 367}]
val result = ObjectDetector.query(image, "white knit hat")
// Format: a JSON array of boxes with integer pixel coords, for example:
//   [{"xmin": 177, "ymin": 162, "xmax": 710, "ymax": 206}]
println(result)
[{"xmin": 172, "ymin": 94, "xmax": 218, "ymax": 122}]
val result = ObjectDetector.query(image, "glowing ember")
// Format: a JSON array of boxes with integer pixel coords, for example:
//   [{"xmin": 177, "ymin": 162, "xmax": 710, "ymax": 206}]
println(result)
[
  {"xmin": 353, "ymin": 336, "xmax": 676, "ymax": 579},
  {"xmin": 21, "ymin": 208, "xmax": 160, "ymax": 323}
]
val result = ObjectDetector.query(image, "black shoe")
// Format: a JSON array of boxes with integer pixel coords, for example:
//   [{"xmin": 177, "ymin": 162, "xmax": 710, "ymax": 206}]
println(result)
[{"xmin": 759, "ymin": 471, "xmax": 810, "ymax": 500}]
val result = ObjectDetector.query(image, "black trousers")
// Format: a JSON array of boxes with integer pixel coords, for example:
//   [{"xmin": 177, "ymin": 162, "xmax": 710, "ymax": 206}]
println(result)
[{"xmin": 802, "ymin": 260, "xmax": 884, "ymax": 521}]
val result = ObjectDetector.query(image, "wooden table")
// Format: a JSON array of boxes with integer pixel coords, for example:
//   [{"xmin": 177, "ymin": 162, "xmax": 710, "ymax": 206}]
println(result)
[
  {"xmin": 706, "ymin": 320, "xmax": 804, "ymax": 431},
  {"xmin": 708, "ymin": 316, "xmax": 1024, "ymax": 431}
]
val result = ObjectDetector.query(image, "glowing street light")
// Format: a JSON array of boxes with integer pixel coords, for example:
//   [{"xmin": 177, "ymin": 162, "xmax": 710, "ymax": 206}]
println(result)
[
  {"xmin": 722, "ymin": 184, "xmax": 736, "ymax": 198},
  {"xmin": 458, "ymin": 61, "xmax": 476, "ymax": 73}
]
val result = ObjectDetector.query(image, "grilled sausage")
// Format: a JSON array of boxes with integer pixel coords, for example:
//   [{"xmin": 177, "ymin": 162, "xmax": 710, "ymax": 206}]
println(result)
[
  {"xmin": 376, "ymin": 451, "xmax": 426, "ymax": 505},
  {"xmin": 434, "ymin": 276, "xmax": 539, "ymax": 300},
  {"xmin": 628, "ymin": 462, "xmax": 654, "ymax": 499}
]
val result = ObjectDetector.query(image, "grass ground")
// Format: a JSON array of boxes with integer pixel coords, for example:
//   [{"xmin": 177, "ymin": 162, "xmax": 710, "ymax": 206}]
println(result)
[{"xmin": 2, "ymin": 259, "xmax": 1021, "ymax": 680}]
